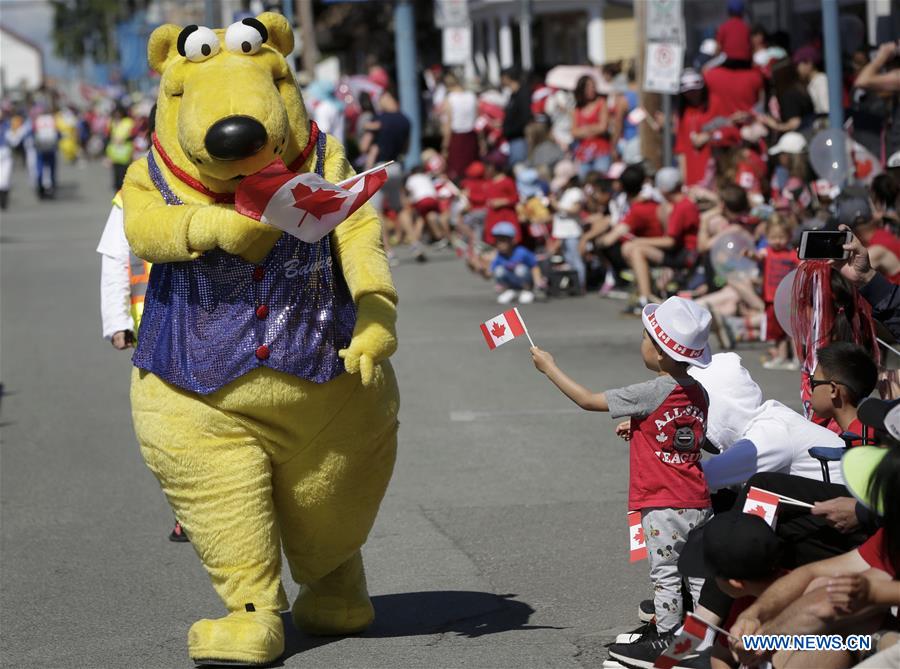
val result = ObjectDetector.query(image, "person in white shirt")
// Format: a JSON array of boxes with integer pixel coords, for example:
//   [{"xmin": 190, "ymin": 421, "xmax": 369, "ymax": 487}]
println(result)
[
  {"xmin": 440, "ymin": 73, "xmax": 479, "ymax": 180},
  {"xmin": 400, "ymin": 166, "xmax": 443, "ymax": 263},
  {"xmin": 96, "ymin": 195, "xmax": 191, "ymax": 543},
  {"xmin": 96, "ymin": 197, "xmax": 135, "ymax": 349},
  {"xmin": 689, "ymin": 352, "xmax": 845, "ymax": 487},
  {"xmin": 307, "ymin": 80, "xmax": 345, "ymax": 145},
  {"xmin": 794, "ymin": 46, "xmax": 829, "ymax": 116},
  {"xmin": 551, "ymin": 185, "xmax": 587, "ymax": 290}
]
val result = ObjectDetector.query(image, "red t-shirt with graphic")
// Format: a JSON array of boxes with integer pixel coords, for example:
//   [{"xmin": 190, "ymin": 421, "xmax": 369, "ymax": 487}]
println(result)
[{"xmin": 607, "ymin": 375, "xmax": 712, "ymax": 510}]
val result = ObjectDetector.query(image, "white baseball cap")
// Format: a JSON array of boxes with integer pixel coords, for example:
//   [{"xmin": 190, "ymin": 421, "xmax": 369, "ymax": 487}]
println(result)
[
  {"xmin": 768, "ymin": 132, "xmax": 807, "ymax": 155},
  {"xmin": 679, "ymin": 68, "xmax": 705, "ymax": 93},
  {"xmin": 700, "ymin": 38, "xmax": 719, "ymax": 57},
  {"xmin": 642, "ymin": 297, "xmax": 712, "ymax": 367},
  {"xmin": 655, "ymin": 167, "xmax": 683, "ymax": 194}
]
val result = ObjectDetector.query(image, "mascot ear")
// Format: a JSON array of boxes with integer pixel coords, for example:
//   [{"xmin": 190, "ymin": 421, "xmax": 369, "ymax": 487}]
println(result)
[
  {"xmin": 256, "ymin": 12, "xmax": 294, "ymax": 57},
  {"xmin": 148, "ymin": 24, "xmax": 183, "ymax": 74}
]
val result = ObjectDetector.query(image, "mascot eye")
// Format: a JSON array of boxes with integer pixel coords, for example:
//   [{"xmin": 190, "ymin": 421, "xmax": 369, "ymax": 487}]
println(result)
[
  {"xmin": 178, "ymin": 25, "xmax": 220, "ymax": 62},
  {"xmin": 225, "ymin": 18, "xmax": 268, "ymax": 55}
]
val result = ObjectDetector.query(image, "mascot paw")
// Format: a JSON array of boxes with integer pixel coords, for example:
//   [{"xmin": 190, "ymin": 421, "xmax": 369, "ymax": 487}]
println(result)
[
  {"xmin": 339, "ymin": 294, "xmax": 397, "ymax": 387},
  {"xmin": 188, "ymin": 206, "xmax": 278, "ymax": 258},
  {"xmin": 188, "ymin": 609, "xmax": 284, "ymax": 666},
  {"xmin": 291, "ymin": 553, "xmax": 374, "ymax": 636}
]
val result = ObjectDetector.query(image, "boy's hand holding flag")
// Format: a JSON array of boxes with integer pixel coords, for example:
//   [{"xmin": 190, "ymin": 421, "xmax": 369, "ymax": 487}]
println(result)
[{"xmin": 235, "ymin": 159, "xmax": 389, "ymax": 243}]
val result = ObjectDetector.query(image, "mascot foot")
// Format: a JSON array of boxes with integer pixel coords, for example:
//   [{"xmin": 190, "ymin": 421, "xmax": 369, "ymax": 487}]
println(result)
[
  {"xmin": 189, "ymin": 608, "xmax": 284, "ymax": 666},
  {"xmin": 291, "ymin": 552, "xmax": 374, "ymax": 635}
]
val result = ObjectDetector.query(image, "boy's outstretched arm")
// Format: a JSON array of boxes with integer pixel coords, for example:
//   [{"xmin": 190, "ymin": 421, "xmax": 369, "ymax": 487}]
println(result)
[{"xmin": 531, "ymin": 347, "xmax": 609, "ymax": 411}]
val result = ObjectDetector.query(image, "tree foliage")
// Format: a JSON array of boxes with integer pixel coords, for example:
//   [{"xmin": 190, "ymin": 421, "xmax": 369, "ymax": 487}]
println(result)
[{"xmin": 50, "ymin": 0, "xmax": 149, "ymax": 64}]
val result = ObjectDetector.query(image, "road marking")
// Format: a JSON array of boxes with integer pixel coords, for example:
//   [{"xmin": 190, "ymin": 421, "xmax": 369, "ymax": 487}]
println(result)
[{"xmin": 450, "ymin": 408, "xmax": 584, "ymax": 422}]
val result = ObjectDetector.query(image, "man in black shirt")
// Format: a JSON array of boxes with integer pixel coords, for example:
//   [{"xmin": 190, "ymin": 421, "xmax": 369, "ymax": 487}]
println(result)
[
  {"xmin": 500, "ymin": 67, "xmax": 531, "ymax": 167},
  {"xmin": 365, "ymin": 90, "xmax": 410, "ymax": 214}
]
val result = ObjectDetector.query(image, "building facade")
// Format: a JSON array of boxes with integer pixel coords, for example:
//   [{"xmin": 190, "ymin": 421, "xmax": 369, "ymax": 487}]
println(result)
[
  {"xmin": 0, "ymin": 25, "xmax": 44, "ymax": 95},
  {"xmin": 451, "ymin": 0, "xmax": 636, "ymax": 84}
]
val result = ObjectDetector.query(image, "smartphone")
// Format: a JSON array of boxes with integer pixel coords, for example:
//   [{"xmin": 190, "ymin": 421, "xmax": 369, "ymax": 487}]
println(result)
[{"xmin": 798, "ymin": 230, "xmax": 851, "ymax": 260}]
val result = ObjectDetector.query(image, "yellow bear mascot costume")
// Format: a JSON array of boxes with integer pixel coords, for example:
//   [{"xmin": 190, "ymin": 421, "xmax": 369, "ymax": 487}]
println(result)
[{"xmin": 123, "ymin": 13, "xmax": 399, "ymax": 666}]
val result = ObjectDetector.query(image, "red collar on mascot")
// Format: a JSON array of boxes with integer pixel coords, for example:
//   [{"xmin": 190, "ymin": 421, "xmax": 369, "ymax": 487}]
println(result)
[{"xmin": 150, "ymin": 121, "xmax": 321, "ymax": 204}]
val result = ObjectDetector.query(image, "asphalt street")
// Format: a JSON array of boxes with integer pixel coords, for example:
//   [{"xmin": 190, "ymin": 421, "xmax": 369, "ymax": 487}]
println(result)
[{"xmin": 1, "ymin": 162, "xmax": 802, "ymax": 669}]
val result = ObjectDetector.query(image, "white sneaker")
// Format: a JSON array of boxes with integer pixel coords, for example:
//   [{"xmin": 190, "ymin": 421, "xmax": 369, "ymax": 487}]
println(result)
[
  {"xmin": 613, "ymin": 633, "xmax": 643, "ymax": 644},
  {"xmin": 497, "ymin": 289, "xmax": 518, "ymax": 304},
  {"xmin": 518, "ymin": 290, "xmax": 535, "ymax": 304}
]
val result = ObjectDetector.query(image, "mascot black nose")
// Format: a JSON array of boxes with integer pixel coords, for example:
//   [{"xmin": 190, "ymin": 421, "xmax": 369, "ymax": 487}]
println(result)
[{"xmin": 204, "ymin": 115, "xmax": 268, "ymax": 160}]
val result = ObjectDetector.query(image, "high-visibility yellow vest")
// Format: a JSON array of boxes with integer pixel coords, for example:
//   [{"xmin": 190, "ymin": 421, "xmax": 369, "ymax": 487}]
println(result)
[
  {"xmin": 113, "ymin": 191, "xmax": 151, "ymax": 333},
  {"xmin": 128, "ymin": 252, "xmax": 151, "ymax": 333},
  {"xmin": 107, "ymin": 117, "xmax": 135, "ymax": 165}
]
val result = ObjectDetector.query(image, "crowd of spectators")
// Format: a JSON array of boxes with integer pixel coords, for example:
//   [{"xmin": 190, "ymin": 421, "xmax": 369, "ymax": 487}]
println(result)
[{"xmin": 0, "ymin": 90, "xmax": 155, "ymax": 206}]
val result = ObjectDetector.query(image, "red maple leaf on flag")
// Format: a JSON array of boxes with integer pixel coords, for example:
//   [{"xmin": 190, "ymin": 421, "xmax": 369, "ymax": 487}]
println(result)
[
  {"xmin": 674, "ymin": 639, "xmax": 692, "ymax": 655},
  {"xmin": 633, "ymin": 527, "xmax": 645, "ymax": 545},
  {"xmin": 490, "ymin": 321, "xmax": 506, "ymax": 339},
  {"xmin": 291, "ymin": 181, "xmax": 348, "ymax": 228},
  {"xmin": 748, "ymin": 504, "xmax": 767, "ymax": 518}
]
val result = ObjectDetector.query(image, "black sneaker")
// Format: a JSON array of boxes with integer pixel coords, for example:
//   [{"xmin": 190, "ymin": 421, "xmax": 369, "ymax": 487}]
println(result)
[
  {"xmin": 168, "ymin": 520, "xmax": 189, "ymax": 543},
  {"xmin": 638, "ymin": 599, "xmax": 655, "ymax": 623},
  {"xmin": 611, "ymin": 621, "xmax": 658, "ymax": 645},
  {"xmin": 608, "ymin": 631, "xmax": 685, "ymax": 669}
]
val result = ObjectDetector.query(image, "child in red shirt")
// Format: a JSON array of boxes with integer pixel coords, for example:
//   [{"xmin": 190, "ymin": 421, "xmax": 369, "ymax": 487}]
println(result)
[
  {"xmin": 531, "ymin": 296, "xmax": 713, "ymax": 636},
  {"xmin": 483, "ymin": 162, "xmax": 521, "ymax": 246},
  {"xmin": 674, "ymin": 69, "xmax": 711, "ymax": 187},
  {"xmin": 746, "ymin": 216, "xmax": 798, "ymax": 368}
]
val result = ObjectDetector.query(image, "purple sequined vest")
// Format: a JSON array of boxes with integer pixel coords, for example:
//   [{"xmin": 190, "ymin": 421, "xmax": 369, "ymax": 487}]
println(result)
[{"xmin": 132, "ymin": 132, "xmax": 357, "ymax": 394}]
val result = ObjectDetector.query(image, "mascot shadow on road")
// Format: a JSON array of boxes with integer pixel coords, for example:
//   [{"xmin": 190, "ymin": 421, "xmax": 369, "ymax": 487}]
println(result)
[{"xmin": 123, "ymin": 12, "xmax": 399, "ymax": 666}]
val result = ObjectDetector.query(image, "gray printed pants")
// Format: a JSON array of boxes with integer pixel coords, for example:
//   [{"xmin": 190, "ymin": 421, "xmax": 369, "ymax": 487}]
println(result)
[{"xmin": 641, "ymin": 507, "xmax": 712, "ymax": 633}]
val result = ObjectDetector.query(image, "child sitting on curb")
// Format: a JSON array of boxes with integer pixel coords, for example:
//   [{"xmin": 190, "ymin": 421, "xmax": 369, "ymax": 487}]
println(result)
[{"xmin": 490, "ymin": 221, "xmax": 542, "ymax": 305}]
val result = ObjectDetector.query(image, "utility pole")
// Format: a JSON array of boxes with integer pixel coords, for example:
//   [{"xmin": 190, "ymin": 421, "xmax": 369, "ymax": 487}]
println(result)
[
  {"xmin": 395, "ymin": 0, "xmax": 422, "ymax": 169},
  {"xmin": 204, "ymin": 0, "xmax": 217, "ymax": 28},
  {"xmin": 296, "ymin": 0, "xmax": 319, "ymax": 78},
  {"xmin": 636, "ymin": 0, "xmax": 661, "ymax": 170},
  {"xmin": 821, "ymin": 0, "xmax": 844, "ymax": 129},
  {"xmin": 519, "ymin": 0, "xmax": 532, "ymax": 73}
]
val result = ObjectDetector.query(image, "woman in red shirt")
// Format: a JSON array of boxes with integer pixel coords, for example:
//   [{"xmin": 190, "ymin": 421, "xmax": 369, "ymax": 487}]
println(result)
[
  {"xmin": 571, "ymin": 75, "xmax": 611, "ymax": 180},
  {"xmin": 674, "ymin": 69, "xmax": 712, "ymax": 187},
  {"xmin": 483, "ymin": 161, "xmax": 521, "ymax": 245}
]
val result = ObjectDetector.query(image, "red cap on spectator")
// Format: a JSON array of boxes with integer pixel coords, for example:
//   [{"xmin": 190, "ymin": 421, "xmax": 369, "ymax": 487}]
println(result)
[
  {"xmin": 465, "ymin": 161, "xmax": 485, "ymax": 178},
  {"xmin": 710, "ymin": 125, "xmax": 742, "ymax": 148}
]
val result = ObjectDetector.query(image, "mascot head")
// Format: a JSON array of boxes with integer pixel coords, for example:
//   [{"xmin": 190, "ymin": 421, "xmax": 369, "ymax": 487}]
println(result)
[{"xmin": 149, "ymin": 12, "xmax": 310, "ymax": 189}]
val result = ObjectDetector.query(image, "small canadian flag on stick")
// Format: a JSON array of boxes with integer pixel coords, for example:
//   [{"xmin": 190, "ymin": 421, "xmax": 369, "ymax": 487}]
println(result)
[
  {"xmin": 235, "ymin": 159, "xmax": 389, "ymax": 243},
  {"xmin": 653, "ymin": 614, "xmax": 710, "ymax": 669},
  {"xmin": 480, "ymin": 307, "xmax": 535, "ymax": 350},
  {"xmin": 628, "ymin": 511, "xmax": 647, "ymax": 562},
  {"xmin": 743, "ymin": 486, "xmax": 781, "ymax": 527}
]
